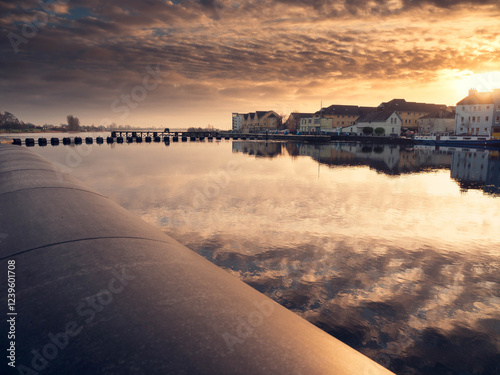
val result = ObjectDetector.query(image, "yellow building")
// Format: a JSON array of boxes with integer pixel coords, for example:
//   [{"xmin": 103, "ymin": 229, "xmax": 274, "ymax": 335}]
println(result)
[
  {"xmin": 240, "ymin": 111, "xmax": 282, "ymax": 133},
  {"xmin": 314, "ymin": 105, "xmax": 376, "ymax": 127},
  {"xmin": 299, "ymin": 117, "xmax": 333, "ymax": 133},
  {"xmin": 378, "ymin": 99, "xmax": 448, "ymax": 130}
]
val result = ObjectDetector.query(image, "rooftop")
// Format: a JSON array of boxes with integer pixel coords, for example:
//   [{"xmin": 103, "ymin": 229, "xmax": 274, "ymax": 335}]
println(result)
[
  {"xmin": 378, "ymin": 99, "xmax": 447, "ymax": 112},
  {"xmin": 420, "ymin": 110, "xmax": 456, "ymax": 119},
  {"xmin": 457, "ymin": 91, "xmax": 495, "ymax": 106},
  {"xmin": 356, "ymin": 110, "xmax": 398, "ymax": 123},
  {"xmin": 315, "ymin": 105, "xmax": 376, "ymax": 117}
]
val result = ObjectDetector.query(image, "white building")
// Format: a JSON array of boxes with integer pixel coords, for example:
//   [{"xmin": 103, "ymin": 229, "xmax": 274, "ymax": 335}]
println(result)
[
  {"xmin": 418, "ymin": 110, "xmax": 456, "ymax": 134},
  {"xmin": 455, "ymin": 89, "xmax": 500, "ymax": 137},
  {"xmin": 232, "ymin": 113, "xmax": 243, "ymax": 132},
  {"xmin": 349, "ymin": 111, "xmax": 402, "ymax": 136}
]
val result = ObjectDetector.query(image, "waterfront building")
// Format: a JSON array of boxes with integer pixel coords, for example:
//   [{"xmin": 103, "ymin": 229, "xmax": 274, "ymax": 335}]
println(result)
[
  {"xmin": 455, "ymin": 88, "xmax": 500, "ymax": 137},
  {"xmin": 314, "ymin": 104, "xmax": 376, "ymax": 127},
  {"xmin": 351, "ymin": 110, "xmax": 402, "ymax": 136},
  {"xmin": 378, "ymin": 99, "xmax": 447, "ymax": 130},
  {"xmin": 239, "ymin": 111, "xmax": 282, "ymax": 133},
  {"xmin": 232, "ymin": 113, "xmax": 244, "ymax": 132},
  {"xmin": 418, "ymin": 110, "xmax": 456, "ymax": 134},
  {"xmin": 286, "ymin": 112, "xmax": 314, "ymax": 133},
  {"xmin": 298, "ymin": 104, "xmax": 376, "ymax": 134},
  {"xmin": 299, "ymin": 117, "xmax": 334, "ymax": 133}
]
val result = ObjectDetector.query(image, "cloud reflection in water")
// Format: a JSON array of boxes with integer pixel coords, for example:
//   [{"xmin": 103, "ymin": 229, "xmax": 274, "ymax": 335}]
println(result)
[{"xmin": 33, "ymin": 140, "xmax": 500, "ymax": 374}]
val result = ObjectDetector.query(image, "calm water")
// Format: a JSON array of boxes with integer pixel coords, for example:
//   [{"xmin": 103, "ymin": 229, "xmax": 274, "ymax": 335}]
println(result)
[{"xmin": 5, "ymin": 133, "xmax": 500, "ymax": 374}]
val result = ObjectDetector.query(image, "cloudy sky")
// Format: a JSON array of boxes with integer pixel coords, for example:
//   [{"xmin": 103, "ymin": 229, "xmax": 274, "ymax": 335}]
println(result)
[{"xmin": 1, "ymin": 0, "xmax": 500, "ymax": 129}]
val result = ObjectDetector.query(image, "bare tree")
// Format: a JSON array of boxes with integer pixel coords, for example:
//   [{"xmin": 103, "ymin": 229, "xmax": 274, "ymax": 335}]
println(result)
[{"xmin": 67, "ymin": 115, "xmax": 80, "ymax": 131}]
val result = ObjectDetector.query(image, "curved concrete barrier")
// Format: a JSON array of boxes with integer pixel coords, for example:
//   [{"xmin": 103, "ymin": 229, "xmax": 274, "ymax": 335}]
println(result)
[{"xmin": 0, "ymin": 144, "xmax": 394, "ymax": 375}]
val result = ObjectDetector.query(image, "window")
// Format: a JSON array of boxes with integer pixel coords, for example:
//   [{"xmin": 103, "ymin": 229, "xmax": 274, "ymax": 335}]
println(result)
[
  {"xmin": 486, "ymin": 116, "xmax": 489, "ymax": 122},
  {"xmin": 497, "ymin": 116, "xmax": 500, "ymax": 123},
  {"xmin": 461, "ymin": 117, "xmax": 464, "ymax": 124},
  {"xmin": 487, "ymin": 106, "xmax": 490, "ymax": 110},
  {"xmin": 473, "ymin": 116, "xmax": 476, "ymax": 122},
  {"xmin": 478, "ymin": 106, "xmax": 482, "ymax": 111},
  {"xmin": 478, "ymin": 117, "xmax": 481, "ymax": 123}
]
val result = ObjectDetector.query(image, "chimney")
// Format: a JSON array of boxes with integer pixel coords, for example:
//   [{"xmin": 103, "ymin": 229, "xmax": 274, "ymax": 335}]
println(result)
[{"xmin": 469, "ymin": 88, "xmax": 478, "ymax": 96}]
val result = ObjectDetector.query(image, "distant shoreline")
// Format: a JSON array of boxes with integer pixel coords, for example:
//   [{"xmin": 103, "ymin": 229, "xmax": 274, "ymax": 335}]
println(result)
[{"xmin": 0, "ymin": 130, "xmax": 106, "ymax": 134}]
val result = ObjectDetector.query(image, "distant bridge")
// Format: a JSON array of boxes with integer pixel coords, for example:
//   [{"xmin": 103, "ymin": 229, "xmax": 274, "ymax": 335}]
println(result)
[{"xmin": 111, "ymin": 128, "xmax": 220, "ymax": 138}]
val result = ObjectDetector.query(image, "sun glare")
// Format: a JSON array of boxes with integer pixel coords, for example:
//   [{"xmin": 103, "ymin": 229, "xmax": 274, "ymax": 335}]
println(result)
[{"xmin": 454, "ymin": 70, "xmax": 500, "ymax": 96}]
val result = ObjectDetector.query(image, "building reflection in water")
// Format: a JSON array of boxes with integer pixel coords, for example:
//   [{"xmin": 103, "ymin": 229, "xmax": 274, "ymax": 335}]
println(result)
[
  {"xmin": 232, "ymin": 141, "xmax": 283, "ymax": 158},
  {"xmin": 233, "ymin": 141, "xmax": 500, "ymax": 196}
]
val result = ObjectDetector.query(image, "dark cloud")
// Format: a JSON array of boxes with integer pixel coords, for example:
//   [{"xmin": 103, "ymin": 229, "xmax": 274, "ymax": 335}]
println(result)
[{"xmin": 0, "ymin": 0, "xmax": 499, "ymax": 125}]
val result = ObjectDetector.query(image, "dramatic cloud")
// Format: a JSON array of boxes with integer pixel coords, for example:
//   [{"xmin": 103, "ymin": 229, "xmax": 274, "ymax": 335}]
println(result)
[{"xmin": 0, "ymin": 0, "xmax": 499, "ymax": 127}]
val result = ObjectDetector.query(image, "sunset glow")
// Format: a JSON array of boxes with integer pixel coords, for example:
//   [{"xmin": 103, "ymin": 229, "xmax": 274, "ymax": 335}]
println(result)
[{"xmin": 1, "ymin": 0, "xmax": 500, "ymax": 128}]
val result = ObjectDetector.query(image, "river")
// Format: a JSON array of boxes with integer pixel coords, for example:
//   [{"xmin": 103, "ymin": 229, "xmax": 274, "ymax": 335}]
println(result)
[{"xmin": 4, "ymin": 133, "xmax": 500, "ymax": 375}]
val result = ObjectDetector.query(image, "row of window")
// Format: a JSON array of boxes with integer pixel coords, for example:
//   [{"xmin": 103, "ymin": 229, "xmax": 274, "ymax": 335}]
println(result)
[
  {"xmin": 460, "ymin": 115, "xmax": 500, "ymax": 124},
  {"xmin": 470, "ymin": 127, "xmax": 488, "ymax": 134},
  {"xmin": 397, "ymin": 112, "xmax": 423, "ymax": 116},
  {"xmin": 462, "ymin": 105, "xmax": 500, "ymax": 111},
  {"xmin": 462, "ymin": 116, "xmax": 490, "ymax": 123},
  {"xmin": 458, "ymin": 127, "xmax": 489, "ymax": 134},
  {"xmin": 463, "ymin": 105, "xmax": 491, "ymax": 112}
]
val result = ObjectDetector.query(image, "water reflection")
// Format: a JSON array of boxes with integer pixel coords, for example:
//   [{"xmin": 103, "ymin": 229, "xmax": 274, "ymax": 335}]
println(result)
[
  {"xmin": 450, "ymin": 148, "xmax": 500, "ymax": 196},
  {"xmin": 233, "ymin": 141, "xmax": 500, "ymax": 196},
  {"xmin": 23, "ymin": 140, "xmax": 500, "ymax": 374},
  {"xmin": 232, "ymin": 141, "xmax": 283, "ymax": 158}
]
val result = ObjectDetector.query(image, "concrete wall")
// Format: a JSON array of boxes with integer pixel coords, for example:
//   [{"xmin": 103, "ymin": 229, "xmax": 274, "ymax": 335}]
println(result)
[{"xmin": 0, "ymin": 144, "xmax": 393, "ymax": 375}]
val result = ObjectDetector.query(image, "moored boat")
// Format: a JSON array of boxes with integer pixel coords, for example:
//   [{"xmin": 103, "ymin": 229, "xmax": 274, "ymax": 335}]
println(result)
[{"xmin": 414, "ymin": 134, "xmax": 500, "ymax": 147}]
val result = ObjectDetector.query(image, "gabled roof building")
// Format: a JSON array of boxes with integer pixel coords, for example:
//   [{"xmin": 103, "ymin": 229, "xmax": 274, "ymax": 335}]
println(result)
[
  {"xmin": 314, "ymin": 105, "xmax": 377, "ymax": 127},
  {"xmin": 455, "ymin": 89, "xmax": 500, "ymax": 137},
  {"xmin": 378, "ymin": 99, "xmax": 448, "ymax": 129},
  {"xmin": 353, "ymin": 110, "xmax": 402, "ymax": 136},
  {"xmin": 239, "ymin": 111, "xmax": 282, "ymax": 133},
  {"xmin": 286, "ymin": 112, "xmax": 315, "ymax": 132},
  {"xmin": 418, "ymin": 110, "xmax": 456, "ymax": 134}
]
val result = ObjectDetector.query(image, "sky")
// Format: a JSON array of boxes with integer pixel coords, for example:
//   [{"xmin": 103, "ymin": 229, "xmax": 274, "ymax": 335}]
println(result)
[{"xmin": 1, "ymin": 0, "xmax": 500, "ymax": 129}]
